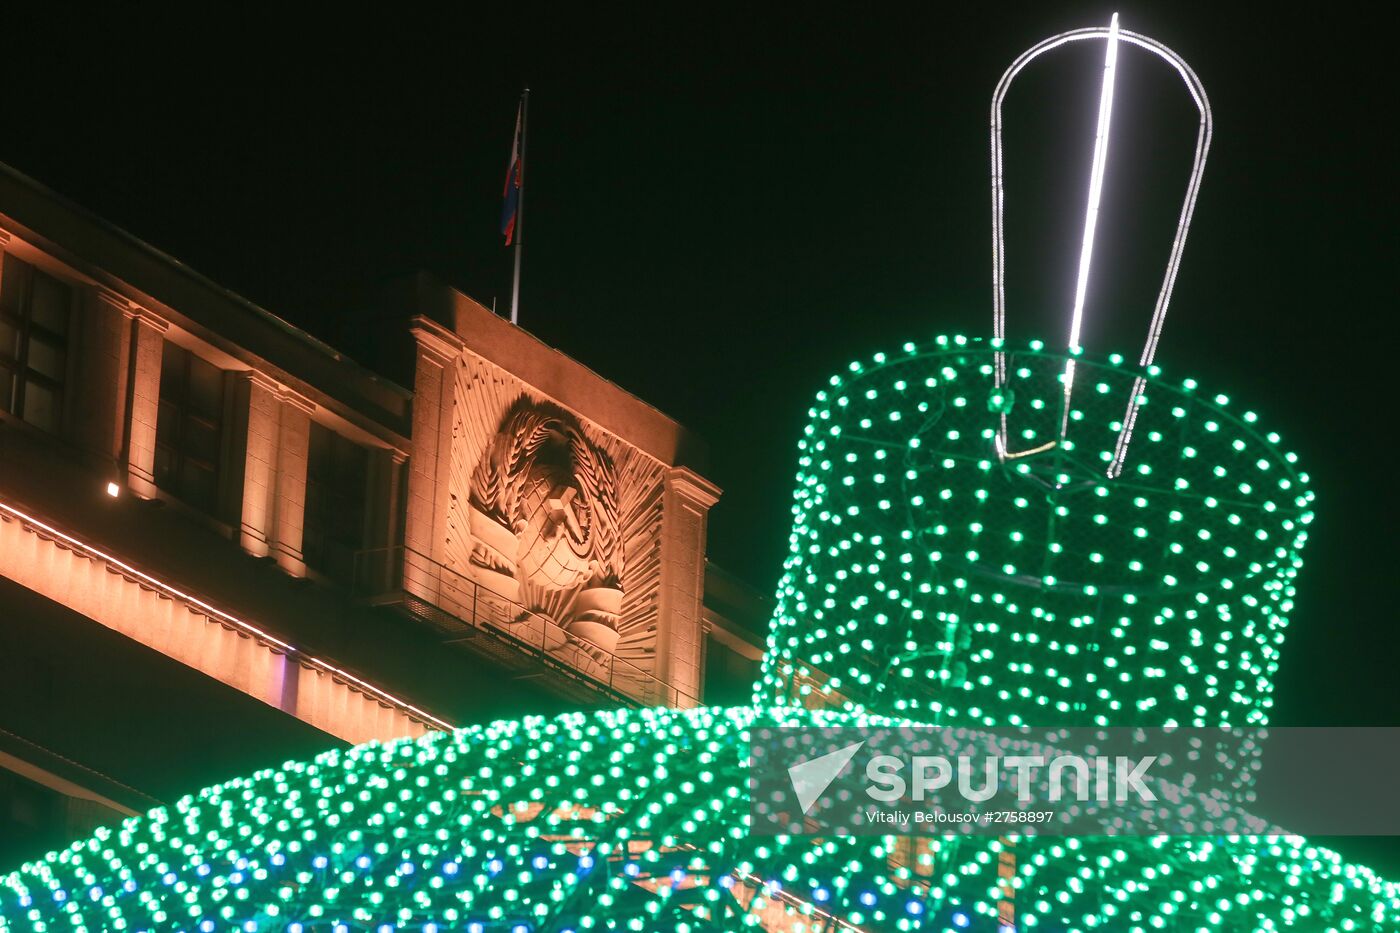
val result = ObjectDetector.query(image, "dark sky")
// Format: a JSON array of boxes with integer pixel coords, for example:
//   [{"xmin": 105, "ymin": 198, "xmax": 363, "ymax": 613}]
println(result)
[{"xmin": 5, "ymin": 0, "xmax": 1396, "ymax": 747}]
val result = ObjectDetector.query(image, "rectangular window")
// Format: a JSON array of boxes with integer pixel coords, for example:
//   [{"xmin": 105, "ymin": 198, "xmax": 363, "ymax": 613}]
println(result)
[
  {"xmin": 0, "ymin": 253, "xmax": 72, "ymax": 434},
  {"xmin": 155, "ymin": 341, "xmax": 226, "ymax": 515},
  {"xmin": 304, "ymin": 421, "xmax": 369, "ymax": 581}
]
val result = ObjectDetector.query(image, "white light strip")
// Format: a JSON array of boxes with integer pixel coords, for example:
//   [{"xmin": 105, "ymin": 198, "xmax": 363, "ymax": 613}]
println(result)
[
  {"xmin": 0, "ymin": 497, "xmax": 455, "ymax": 733},
  {"xmin": 990, "ymin": 21, "xmax": 1213, "ymax": 472},
  {"xmin": 1060, "ymin": 13, "xmax": 1121, "ymax": 438}
]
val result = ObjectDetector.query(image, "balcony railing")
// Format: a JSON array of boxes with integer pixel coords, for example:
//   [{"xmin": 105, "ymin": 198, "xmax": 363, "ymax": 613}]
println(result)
[{"xmin": 353, "ymin": 546, "xmax": 697, "ymax": 709}]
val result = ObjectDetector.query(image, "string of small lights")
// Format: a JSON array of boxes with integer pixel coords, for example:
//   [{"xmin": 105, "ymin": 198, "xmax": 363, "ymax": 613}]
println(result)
[
  {"xmin": 760, "ymin": 337, "xmax": 1311, "ymax": 738},
  {"xmin": 1, "ymin": 704, "xmax": 1394, "ymax": 931},
  {"xmin": 3, "ymin": 337, "xmax": 1394, "ymax": 932}
]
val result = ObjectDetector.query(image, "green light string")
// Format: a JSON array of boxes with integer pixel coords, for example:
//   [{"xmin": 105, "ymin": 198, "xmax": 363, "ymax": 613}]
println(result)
[
  {"xmin": 759, "ymin": 337, "xmax": 1311, "ymax": 734},
  {"xmin": 5, "ymin": 337, "xmax": 1391, "ymax": 933},
  {"xmin": 3, "ymin": 706, "xmax": 1395, "ymax": 932}
]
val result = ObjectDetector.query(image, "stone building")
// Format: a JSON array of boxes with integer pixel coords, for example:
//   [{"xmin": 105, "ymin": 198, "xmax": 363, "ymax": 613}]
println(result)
[{"xmin": 0, "ymin": 162, "xmax": 765, "ymax": 867}]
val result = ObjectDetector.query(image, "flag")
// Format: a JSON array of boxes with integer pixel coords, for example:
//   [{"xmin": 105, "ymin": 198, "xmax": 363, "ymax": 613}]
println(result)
[{"xmin": 501, "ymin": 100, "xmax": 524, "ymax": 245}]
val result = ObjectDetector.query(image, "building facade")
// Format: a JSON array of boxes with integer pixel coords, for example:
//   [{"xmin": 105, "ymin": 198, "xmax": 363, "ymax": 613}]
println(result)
[{"xmin": 0, "ymin": 163, "xmax": 763, "ymax": 868}]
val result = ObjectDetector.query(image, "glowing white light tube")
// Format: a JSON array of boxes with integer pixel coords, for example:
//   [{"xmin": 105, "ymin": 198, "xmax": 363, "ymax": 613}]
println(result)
[
  {"xmin": 1070, "ymin": 12, "xmax": 1122, "ymax": 355},
  {"xmin": 1059, "ymin": 13, "xmax": 1121, "ymax": 435}
]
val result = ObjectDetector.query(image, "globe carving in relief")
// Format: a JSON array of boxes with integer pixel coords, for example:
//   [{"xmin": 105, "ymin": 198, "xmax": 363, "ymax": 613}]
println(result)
[{"xmin": 465, "ymin": 398, "xmax": 624, "ymax": 653}]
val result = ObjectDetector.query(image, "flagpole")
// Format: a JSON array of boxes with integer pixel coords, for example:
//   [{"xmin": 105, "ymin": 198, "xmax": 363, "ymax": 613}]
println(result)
[{"xmin": 509, "ymin": 87, "xmax": 530, "ymax": 326}]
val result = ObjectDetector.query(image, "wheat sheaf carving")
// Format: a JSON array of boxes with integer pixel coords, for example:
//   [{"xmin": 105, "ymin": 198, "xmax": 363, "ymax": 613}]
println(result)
[{"xmin": 445, "ymin": 354, "xmax": 666, "ymax": 686}]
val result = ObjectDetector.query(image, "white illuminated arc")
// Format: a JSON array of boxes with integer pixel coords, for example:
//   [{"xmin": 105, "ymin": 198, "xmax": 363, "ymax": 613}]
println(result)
[{"xmin": 990, "ymin": 19, "xmax": 1212, "ymax": 475}]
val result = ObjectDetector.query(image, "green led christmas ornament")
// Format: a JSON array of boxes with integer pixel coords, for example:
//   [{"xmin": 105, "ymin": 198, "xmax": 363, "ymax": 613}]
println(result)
[
  {"xmin": 758, "ymin": 336, "xmax": 1313, "ymax": 733},
  {"xmin": 2, "ymin": 703, "xmax": 1397, "ymax": 932},
  {"xmin": 3, "ymin": 13, "xmax": 1396, "ymax": 933}
]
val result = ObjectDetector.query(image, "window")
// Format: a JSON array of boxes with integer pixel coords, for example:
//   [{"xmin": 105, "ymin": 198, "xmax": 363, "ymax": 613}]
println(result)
[
  {"xmin": 155, "ymin": 341, "xmax": 226, "ymax": 514},
  {"xmin": 0, "ymin": 253, "xmax": 72, "ymax": 434},
  {"xmin": 304, "ymin": 421, "xmax": 369, "ymax": 581}
]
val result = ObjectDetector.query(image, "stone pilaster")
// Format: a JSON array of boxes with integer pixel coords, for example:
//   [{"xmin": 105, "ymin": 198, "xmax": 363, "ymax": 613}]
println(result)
[
  {"xmin": 404, "ymin": 317, "xmax": 463, "ymax": 569},
  {"xmin": 655, "ymin": 467, "xmax": 721, "ymax": 707},
  {"xmin": 365, "ymin": 447, "xmax": 406, "ymax": 548},
  {"xmin": 270, "ymin": 388, "xmax": 314, "ymax": 577},
  {"xmin": 123, "ymin": 308, "xmax": 168, "ymax": 498},
  {"xmin": 234, "ymin": 370, "xmax": 282, "ymax": 558},
  {"xmin": 69, "ymin": 289, "xmax": 133, "ymax": 464}
]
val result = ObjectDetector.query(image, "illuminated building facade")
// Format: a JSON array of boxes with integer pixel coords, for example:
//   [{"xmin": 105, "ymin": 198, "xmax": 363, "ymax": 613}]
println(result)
[{"xmin": 0, "ymin": 162, "xmax": 764, "ymax": 868}]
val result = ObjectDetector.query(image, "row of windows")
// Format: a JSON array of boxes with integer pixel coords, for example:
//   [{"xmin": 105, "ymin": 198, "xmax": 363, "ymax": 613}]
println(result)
[
  {"xmin": 305, "ymin": 421, "xmax": 370, "ymax": 583},
  {"xmin": 0, "ymin": 253, "xmax": 72, "ymax": 435},
  {"xmin": 1, "ymin": 252, "xmax": 373, "ymax": 582},
  {"xmin": 156, "ymin": 341, "xmax": 226, "ymax": 514}
]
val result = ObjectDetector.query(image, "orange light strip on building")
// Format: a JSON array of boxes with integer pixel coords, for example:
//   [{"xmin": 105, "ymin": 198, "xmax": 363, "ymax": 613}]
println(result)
[{"xmin": 0, "ymin": 497, "xmax": 455, "ymax": 733}]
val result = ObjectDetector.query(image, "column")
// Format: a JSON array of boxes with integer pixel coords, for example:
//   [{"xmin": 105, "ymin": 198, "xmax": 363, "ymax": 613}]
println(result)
[
  {"xmin": 71, "ymin": 289, "xmax": 133, "ymax": 466},
  {"xmin": 123, "ymin": 308, "xmax": 168, "ymax": 498},
  {"xmin": 234, "ymin": 370, "xmax": 282, "ymax": 558},
  {"xmin": 404, "ymin": 316, "xmax": 463, "ymax": 568},
  {"xmin": 270, "ymin": 388, "xmax": 314, "ymax": 577},
  {"xmin": 654, "ymin": 467, "xmax": 721, "ymax": 708},
  {"xmin": 362, "ymin": 446, "xmax": 408, "ymax": 592}
]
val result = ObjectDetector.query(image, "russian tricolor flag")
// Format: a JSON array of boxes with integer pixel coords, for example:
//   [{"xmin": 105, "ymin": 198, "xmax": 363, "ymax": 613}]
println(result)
[{"xmin": 501, "ymin": 101, "xmax": 524, "ymax": 245}]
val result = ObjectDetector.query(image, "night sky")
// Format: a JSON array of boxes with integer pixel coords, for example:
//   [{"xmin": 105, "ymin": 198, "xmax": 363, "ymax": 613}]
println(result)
[{"xmin": 5, "ymin": 0, "xmax": 1396, "ymax": 820}]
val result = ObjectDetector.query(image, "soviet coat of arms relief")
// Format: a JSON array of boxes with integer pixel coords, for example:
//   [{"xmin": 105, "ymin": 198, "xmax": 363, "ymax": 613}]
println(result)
[
  {"xmin": 443, "ymin": 353, "xmax": 671, "ymax": 699},
  {"xmin": 464, "ymin": 397, "xmax": 625, "ymax": 655}
]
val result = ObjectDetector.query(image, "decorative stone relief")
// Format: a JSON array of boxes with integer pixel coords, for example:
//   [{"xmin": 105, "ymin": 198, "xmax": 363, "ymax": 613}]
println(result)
[{"xmin": 445, "ymin": 354, "xmax": 666, "ymax": 689}]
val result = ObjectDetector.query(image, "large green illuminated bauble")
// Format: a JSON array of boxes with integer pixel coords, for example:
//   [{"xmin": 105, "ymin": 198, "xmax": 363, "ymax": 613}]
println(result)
[{"xmin": 2, "ymin": 338, "xmax": 1395, "ymax": 932}]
